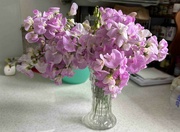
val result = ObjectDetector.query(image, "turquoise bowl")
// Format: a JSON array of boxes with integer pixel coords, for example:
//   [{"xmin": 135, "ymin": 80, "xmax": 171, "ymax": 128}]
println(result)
[{"xmin": 62, "ymin": 67, "xmax": 90, "ymax": 84}]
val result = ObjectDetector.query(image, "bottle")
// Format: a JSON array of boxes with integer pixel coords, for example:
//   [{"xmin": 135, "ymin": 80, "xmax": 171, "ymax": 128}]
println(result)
[
  {"xmin": 174, "ymin": 56, "xmax": 180, "ymax": 77},
  {"xmin": 166, "ymin": 19, "xmax": 176, "ymax": 41},
  {"xmin": 170, "ymin": 86, "xmax": 180, "ymax": 109}
]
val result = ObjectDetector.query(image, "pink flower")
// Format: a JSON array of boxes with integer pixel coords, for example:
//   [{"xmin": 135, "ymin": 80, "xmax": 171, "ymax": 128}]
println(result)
[
  {"xmin": 61, "ymin": 68, "xmax": 74, "ymax": 77},
  {"xmin": 24, "ymin": 16, "xmax": 34, "ymax": 31},
  {"xmin": 45, "ymin": 49, "xmax": 63, "ymax": 64},
  {"xmin": 100, "ymin": 49, "xmax": 126, "ymax": 69},
  {"xmin": 16, "ymin": 63, "xmax": 34, "ymax": 78},
  {"xmin": 33, "ymin": 17, "xmax": 47, "ymax": 34},
  {"xmin": 48, "ymin": 7, "xmax": 60, "ymax": 13},
  {"xmin": 91, "ymin": 59, "xmax": 104, "ymax": 71},
  {"xmin": 33, "ymin": 9, "xmax": 42, "ymax": 18},
  {"xmin": 68, "ymin": 2, "xmax": 78, "ymax": 16},
  {"xmin": 103, "ymin": 75, "xmax": 116, "ymax": 86},
  {"xmin": 17, "ymin": 3, "xmax": 168, "ymax": 98},
  {"xmin": 25, "ymin": 31, "xmax": 39, "ymax": 43},
  {"xmin": 127, "ymin": 54, "xmax": 147, "ymax": 73},
  {"xmin": 54, "ymin": 75, "xmax": 62, "ymax": 85},
  {"xmin": 94, "ymin": 70, "xmax": 110, "ymax": 79},
  {"xmin": 62, "ymin": 36, "xmax": 76, "ymax": 52},
  {"xmin": 34, "ymin": 60, "xmax": 48, "ymax": 73},
  {"xmin": 44, "ymin": 28, "xmax": 56, "ymax": 39},
  {"xmin": 158, "ymin": 39, "xmax": 168, "ymax": 61}
]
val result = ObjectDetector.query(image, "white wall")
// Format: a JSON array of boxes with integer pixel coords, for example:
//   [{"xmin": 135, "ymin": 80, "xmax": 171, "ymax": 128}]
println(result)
[
  {"xmin": 20, "ymin": 0, "xmax": 71, "ymax": 23},
  {"xmin": 73, "ymin": 0, "xmax": 113, "ymax": 7},
  {"xmin": 0, "ymin": 0, "xmax": 70, "ymax": 62},
  {"xmin": 0, "ymin": 0, "xmax": 22, "ymax": 62}
]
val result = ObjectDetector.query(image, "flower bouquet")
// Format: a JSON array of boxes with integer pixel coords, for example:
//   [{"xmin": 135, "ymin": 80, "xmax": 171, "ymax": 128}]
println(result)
[
  {"xmin": 16, "ymin": 2, "xmax": 168, "ymax": 130},
  {"xmin": 17, "ymin": 3, "xmax": 90, "ymax": 84}
]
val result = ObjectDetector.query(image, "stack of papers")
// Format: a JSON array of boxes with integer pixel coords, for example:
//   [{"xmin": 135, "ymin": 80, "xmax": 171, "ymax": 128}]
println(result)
[{"xmin": 130, "ymin": 67, "xmax": 174, "ymax": 86}]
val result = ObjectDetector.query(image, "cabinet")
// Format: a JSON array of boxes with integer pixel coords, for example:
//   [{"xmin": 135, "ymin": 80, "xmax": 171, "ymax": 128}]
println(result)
[{"xmin": 148, "ymin": 1, "xmax": 180, "ymax": 76}]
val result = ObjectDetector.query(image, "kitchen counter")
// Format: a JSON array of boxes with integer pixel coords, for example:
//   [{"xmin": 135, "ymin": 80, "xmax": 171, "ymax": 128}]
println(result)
[{"xmin": 0, "ymin": 64, "xmax": 180, "ymax": 132}]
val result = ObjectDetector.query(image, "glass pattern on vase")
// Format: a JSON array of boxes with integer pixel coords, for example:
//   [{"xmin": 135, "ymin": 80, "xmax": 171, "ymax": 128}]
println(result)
[{"xmin": 82, "ymin": 72, "xmax": 116, "ymax": 130}]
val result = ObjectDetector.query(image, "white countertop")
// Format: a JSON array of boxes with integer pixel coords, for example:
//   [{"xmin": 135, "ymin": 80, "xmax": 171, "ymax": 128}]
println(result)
[{"xmin": 0, "ymin": 64, "xmax": 180, "ymax": 132}]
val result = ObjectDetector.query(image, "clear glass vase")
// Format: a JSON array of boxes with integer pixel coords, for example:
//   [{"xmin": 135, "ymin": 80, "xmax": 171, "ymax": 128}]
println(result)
[{"xmin": 82, "ymin": 73, "xmax": 117, "ymax": 130}]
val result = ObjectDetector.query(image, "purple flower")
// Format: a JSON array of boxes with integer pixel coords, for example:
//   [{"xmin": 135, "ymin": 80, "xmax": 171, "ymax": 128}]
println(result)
[
  {"xmin": 127, "ymin": 54, "xmax": 147, "ymax": 74},
  {"xmin": 100, "ymin": 49, "xmax": 126, "ymax": 69},
  {"xmin": 16, "ymin": 63, "xmax": 34, "ymax": 78},
  {"xmin": 61, "ymin": 68, "xmax": 74, "ymax": 77},
  {"xmin": 94, "ymin": 70, "xmax": 110, "ymax": 81},
  {"xmin": 42, "ymin": 64, "xmax": 57, "ymax": 79},
  {"xmin": 34, "ymin": 60, "xmax": 48, "ymax": 73},
  {"xmin": 63, "ymin": 53, "xmax": 74, "ymax": 66},
  {"xmin": 119, "ymin": 71, "xmax": 129, "ymax": 89},
  {"xmin": 33, "ymin": 9, "xmax": 42, "ymax": 18},
  {"xmin": 68, "ymin": 2, "xmax": 78, "ymax": 16},
  {"xmin": 62, "ymin": 36, "xmax": 76, "ymax": 52},
  {"xmin": 103, "ymin": 75, "xmax": 116, "ymax": 86},
  {"xmin": 71, "ymin": 23, "xmax": 88, "ymax": 36},
  {"xmin": 48, "ymin": 7, "xmax": 60, "ymax": 13},
  {"xmin": 91, "ymin": 59, "xmax": 104, "ymax": 71},
  {"xmin": 17, "ymin": 3, "xmax": 169, "ymax": 98},
  {"xmin": 54, "ymin": 75, "xmax": 62, "ymax": 85},
  {"xmin": 24, "ymin": 16, "xmax": 34, "ymax": 31},
  {"xmin": 46, "ymin": 17, "xmax": 61, "ymax": 29},
  {"xmin": 25, "ymin": 31, "xmax": 39, "ymax": 43},
  {"xmin": 33, "ymin": 17, "xmax": 47, "ymax": 34},
  {"xmin": 18, "ymin": 54, "xmax": 33, "ymax": 64},
  {"xmin": 44, "ymin": 29, "xmax": 56, "ymax": 39},
  {"xmin": 158, "ymin": 39, "xmax": 168, "ymax": 61},
  {"xmin": 45, "ymin": 49, "xmax": 63, "ymax": 64}
]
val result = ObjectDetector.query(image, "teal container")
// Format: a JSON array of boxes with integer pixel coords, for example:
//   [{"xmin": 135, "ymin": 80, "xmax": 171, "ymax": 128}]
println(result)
[{"xmin": 62, "ymin": 67, "xmax": 90, "ymax": 84}]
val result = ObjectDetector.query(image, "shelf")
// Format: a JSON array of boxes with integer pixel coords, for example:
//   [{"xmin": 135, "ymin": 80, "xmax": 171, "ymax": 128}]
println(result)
[{"xmin": 150, "ymin": 14, "xmax": 175, "ymax": 18}]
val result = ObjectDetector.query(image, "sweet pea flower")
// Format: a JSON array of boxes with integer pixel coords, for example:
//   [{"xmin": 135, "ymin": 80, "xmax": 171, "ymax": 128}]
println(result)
[
  {"xmin": 68, "ymin": 2, "xmax": 78, "ymax": 16},
  {"xmin": 17, "ymin": 3, "xmax": 168, "ymax": 98},
  {"xmin": 33, "ymin": 17, "xmax": 47, "ymax": 34},
  {"xmin": 63, "ymin": 53, "xmax": 74, "ymax": 66},
  {"xmin": 91, "ymin": 59, "xmax": 104, "ymax": 71},
  {"xmin": 103, "ymin": 75, "xmax": 116, "ymax": 86},
  {"xmin": 33, "ymin": 9, "xmax": 42, "ymax": 18},
  {"xmin": 48, "ymin": 7, "xmax": 60, "ymax": 13},
  {"xmin": 119, "ymin": 71, "xmax": 129, "ymax": 89},
  {"xmin": 24, "ymin": 16, "xmax": 34, "ymax": 31},
  {"xmin": 54, "ymin": 75, "xmax": 62, "ymax": 85},
  {"xmin": 62, "ymin": 36, "xmax": 76, "ymax": 52},
  {"xmin": 93, "ymin": 70, "xmax": 110, "ymax": 81},
  {"xmin": 44, "ymin": 29, "xmax": 56, "ymax": 39},
  {"xmin": 16, "ymin": 63, "xmax": 34, "ymax": 78},
  {"xmin": 42, "ymin": 63, "xmax": 58, "ymax": 79},
  {"xmin": 61, "ymin": 68, "xmax": 74, "ymax": 77},
  {"xmin": 127, "ymin": 54, "xmax": 147, "ymax": 73},
  {"xmin": 45, "ymin": 49, "xmax": 63, "ymax": 64},
  {"xmin": 43, "ymin": 11, "xmax": 54, "ymax": 20},
  {"xmin": 158, "ymin": 39, "xmax": 168, "ymax": 61},
  {"xmin": 34, "ymin": 60, "xmax": 48, "ymax": 73},
  {"xmin": 25, "ymin": 31, "xmax": 39, "ymax": 43},
  {"xmin": 100, "ymin": 49, "xmax": 125, "ymax": 69}
]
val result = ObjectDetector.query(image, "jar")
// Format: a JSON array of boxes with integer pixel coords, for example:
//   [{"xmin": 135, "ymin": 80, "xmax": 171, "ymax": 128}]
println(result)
[
  {"xmin": 166, "ymin": 19, "xmax": 176, "ymax": 41},
  {"xmin": 170, "ymin": 86, "xmax": 180, "ymax": 109}
]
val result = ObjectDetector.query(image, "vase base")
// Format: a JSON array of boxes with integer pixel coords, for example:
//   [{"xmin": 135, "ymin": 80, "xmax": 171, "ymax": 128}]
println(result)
[{"xmin": 82, "ymin": 112, "xmax": 117, "ymax": 130}]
